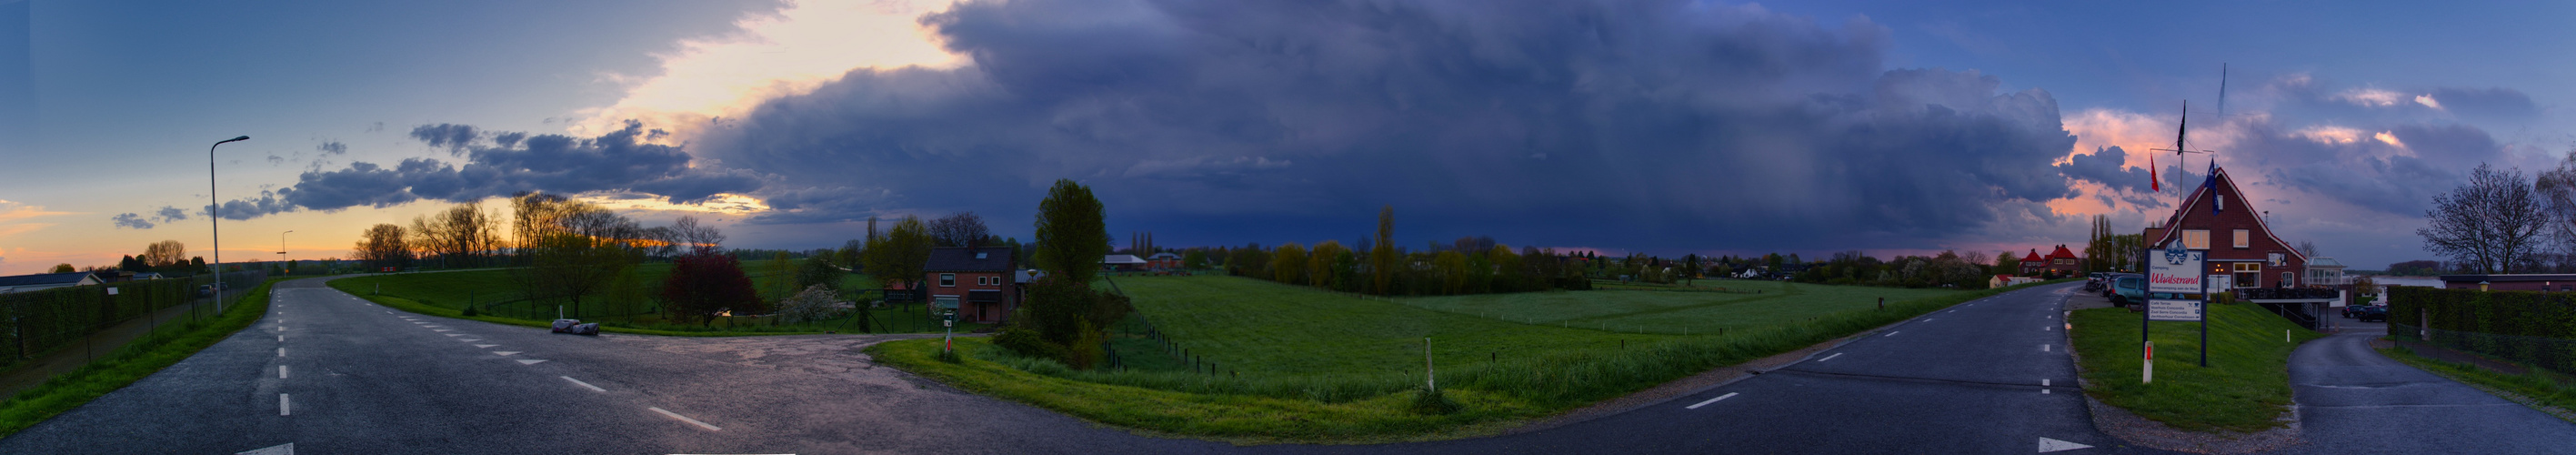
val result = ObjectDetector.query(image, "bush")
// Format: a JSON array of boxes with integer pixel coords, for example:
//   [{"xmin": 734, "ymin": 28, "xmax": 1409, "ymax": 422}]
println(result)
[
  {"xmin": 993, "ymin": 327, "xmax": 1067, "ymax": 361},
  {"xmin": 2388, "ymin": 287, "xmax": 2576, "ymax": 375},
  {"xmin": 775, "ymin": 284, "xmax": 847, "ymax": 325}
]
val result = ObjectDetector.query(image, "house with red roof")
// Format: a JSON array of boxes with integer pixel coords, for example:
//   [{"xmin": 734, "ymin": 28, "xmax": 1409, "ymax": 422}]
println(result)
[
  {"xmin": 2017, "ymin": 246, "xmax": 2080, "ymax": 278},
  {"xmin": 2141, "ymin": 167, "xmax": 2306, "ymax": 289}
]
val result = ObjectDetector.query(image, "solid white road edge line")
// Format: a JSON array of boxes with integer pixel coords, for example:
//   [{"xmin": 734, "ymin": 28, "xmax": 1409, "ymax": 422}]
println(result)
[
  {"xmin": 561, "ymin": 376, "xmax": 606, "ymax": 392},
  {"xmin": 1685, "ymin": 392, "xmax": 1739, "ymax": 410},
  {"xmin": 1817, "ymin": 353, "xmax": 1843, "ymax": 362},
  {"xmin": 649, "ymin": 407, "xmax": 720, "ymax": 430}
]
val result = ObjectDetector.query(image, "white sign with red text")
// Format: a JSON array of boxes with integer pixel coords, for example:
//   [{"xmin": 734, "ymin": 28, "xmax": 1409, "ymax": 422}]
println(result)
[{"xmin": 2148, "ymin": 243, "xmax": 2205, "ymax": 295}]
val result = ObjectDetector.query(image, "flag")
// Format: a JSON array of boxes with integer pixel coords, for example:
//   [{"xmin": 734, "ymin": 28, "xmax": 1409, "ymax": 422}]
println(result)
[
  {"xmin": 2150, "ymin": 153, "xmax": 2160, "ymax": 192},
  {"xmin": 2205, "ymin": 159, "xmax": 2220, "ymax": 214}
]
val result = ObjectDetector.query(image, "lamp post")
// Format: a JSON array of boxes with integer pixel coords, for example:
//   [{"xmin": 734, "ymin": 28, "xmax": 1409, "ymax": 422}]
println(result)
[
  {"xmin": 208, "ymin": 136, "xmax": 247, "ymax": 313},
  {"xmin": 280, "ymin": 230, "xmax": 294, "ymax": 274}
]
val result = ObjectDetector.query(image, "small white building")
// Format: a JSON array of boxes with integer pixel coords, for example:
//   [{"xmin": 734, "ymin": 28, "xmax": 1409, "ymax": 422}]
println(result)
[{"xmin": 1103, "ymin": 254, "xmax": 1148, "ymax": 271}]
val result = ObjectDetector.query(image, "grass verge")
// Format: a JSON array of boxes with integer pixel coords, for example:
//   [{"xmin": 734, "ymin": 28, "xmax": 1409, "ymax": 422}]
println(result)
[
  {"xmin": 2069, "ymin": 303, "xmax": 2325, "ymax": 432},
  {"xmin": 2379, "ymin": 343, "xmax": 2576, "ymax": 422},
  {"xmin": 0, "ymin": 277, "xmax": 286, "ymax": 439},
  {"xmin": 871, "ymin": 278, "xmax": 2071, "ymax": 443}
]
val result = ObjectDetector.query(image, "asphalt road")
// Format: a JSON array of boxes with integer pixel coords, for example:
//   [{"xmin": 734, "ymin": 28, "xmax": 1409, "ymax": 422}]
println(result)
[
  {"xmin": 13, "ymin": 278, "xmax": 2574, "ymax": 454},
  {"xmin": 2273, "ymin": 318, "xmax": 2576, "ymax": 454},
  {"xmin": 0, "ymin": 277, "xmax": 1232, "ymax": 454},
  {"xmin": 1273, "ymin": 282, "xmax": 2156, "ymax": 454}
]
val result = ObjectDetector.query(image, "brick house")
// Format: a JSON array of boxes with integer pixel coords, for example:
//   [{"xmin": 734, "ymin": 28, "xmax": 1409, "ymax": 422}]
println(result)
[
  {"xmin": 2018, "ymin": 250, "xmax": 2048, "ymax": 276},
  {"xmin": 2143, "ymin": 167, "xmax": 2307, "ymax": 289},
  {"xmin": 1146, "ymin": 252, "xmax": 1182, "ymax": 269},
  {"xmin": 923, "ymin": 246, "xmax": 1019, "ymax": 324}
]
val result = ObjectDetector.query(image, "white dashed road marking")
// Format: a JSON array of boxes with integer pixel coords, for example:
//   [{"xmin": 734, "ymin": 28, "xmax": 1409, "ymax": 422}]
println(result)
[
  {"xmin": 560, "ymin": 376, "xmax": 606, "ymax": 392},
  {"xmin": 277, "ymin": 348, "xmax": 286, "ymax": 358},
  {"xmin": 517, "ymin": 359, "xmax": 546, "ymax": 365},
  {"xmin": 650, "ymin": 407, "xmax": 720, "ymax": 430},
  {"xmin": 1685, "ymin": 392, "xmax": 1739, "ymax": 410},
  {"xmin": 495, "ymin": 351, "xmax": 521, "ymax": 356},
  {"xmin": 474, "ymin": 344, "xmax": 499, "ymax": 348},
  {"xmin": 279, "ymin": 365, "xmax": 288, "ymax": 379},
  {"xmin": 1885, "ymin": 331, "xmax": 1900, "ymax": 337},
  {"xmin": 1816, "ymin": 353, "xmax": 1843, "ymax": 362},
  {"xmin": 279, "ymin": 394, "xmax": 291, "ymax": 416}
]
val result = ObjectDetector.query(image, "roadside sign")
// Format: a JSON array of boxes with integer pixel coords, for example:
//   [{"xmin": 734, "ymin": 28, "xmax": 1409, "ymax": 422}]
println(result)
[
  {"xmin": 2147, "ymin": 299, "xmax": 2202, "ymax": 321},
  {"xmin": 2148, "ymin": 243, "xmax": 2204, "ymax": 294}
]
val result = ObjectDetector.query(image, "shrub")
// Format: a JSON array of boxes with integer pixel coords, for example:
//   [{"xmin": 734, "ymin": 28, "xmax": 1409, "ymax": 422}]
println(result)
[
  {"xmin": 993, "ymin": 327, "xmax": 1067, "ymax": 361},
  {"xmin": 775, "ymin": 284, "xmax": 847, "ymax": 325}
]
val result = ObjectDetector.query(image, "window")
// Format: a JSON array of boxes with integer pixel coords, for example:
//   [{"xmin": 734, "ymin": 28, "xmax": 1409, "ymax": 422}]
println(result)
[
  {"xmin": 2217, "ymin": 194, "xmax": 2226, "ymax": 211},
  {"xmin": 940, "ymin": 273, "xmax": 956, "ymax": 287},
  {"xmin": 2281, "ymin": 272, "xmax": 2295, "ymax": 288},
  {"xmin": 2233, "ymin": 229, "xmax": 2250, "ymax": 248},
  {"xmin": 2182, "ymin": 230, "xmax": 2210, "ymax": 249},
  {"xmin": 2268, "ymin": 253, "xmax": 2285, "ymax": 267},
  {"xmin": 2233, "ymin": 263, "xmax": 2261, "ymax": 288}
]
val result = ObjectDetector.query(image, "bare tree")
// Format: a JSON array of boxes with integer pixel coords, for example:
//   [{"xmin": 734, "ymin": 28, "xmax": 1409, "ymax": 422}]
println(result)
[
  {"xmin": 670, "ymin": 216, "xmax": 726, "ymax": 254},
  {"xmin": 353, "ymin": 224, "xmax": 413, "ymax": 270},
  {"xmin": 2535, "ymin": 147, "xmax": 2576, "ymax": 272},
  {"xmin": 928, "ymin": 212, "xmax": 990, "ymax": 248},
  {"xmin": 141, "ymin": 240, "xmax": 188, "ymax": 269},
  {"xmin": 2420, "ymin": 164, "xmax": 2550, "ymax": 274}
]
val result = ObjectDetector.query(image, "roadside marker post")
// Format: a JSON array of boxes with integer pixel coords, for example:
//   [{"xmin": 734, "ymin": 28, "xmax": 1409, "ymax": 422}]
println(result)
[{"xmin": 2143, "ymin": 341, "xmax": 2154, "ymax": 384}]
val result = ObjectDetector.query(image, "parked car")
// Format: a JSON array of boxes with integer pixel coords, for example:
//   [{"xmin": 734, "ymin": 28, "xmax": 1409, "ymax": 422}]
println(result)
[
  {"xmin": 2083, "ymin": 273, "xmax": 2106, "ymax": 292},
  {"xmin": 2110, "ymin": 274, "xmax": 2146, "ymax": 307},
  {"xmin": 2350, "ymin": 305, "xmax": 2389, "ymax": 322}
]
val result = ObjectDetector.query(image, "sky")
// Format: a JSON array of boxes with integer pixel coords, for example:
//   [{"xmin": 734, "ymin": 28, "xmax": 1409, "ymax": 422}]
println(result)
[{"xmin": 3, "ymin": 0, "xmax": 2571, "ymax": 275}]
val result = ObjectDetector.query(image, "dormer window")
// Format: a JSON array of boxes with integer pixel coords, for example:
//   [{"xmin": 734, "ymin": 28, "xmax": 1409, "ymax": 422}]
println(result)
[{"xmin": 976, "ymin": 252, "xmax": 987, "ymax": 259}]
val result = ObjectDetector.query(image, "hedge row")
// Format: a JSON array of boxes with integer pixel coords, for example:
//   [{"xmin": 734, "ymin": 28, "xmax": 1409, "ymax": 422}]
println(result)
[
  {"xmin": 0, "ymin": 271, "xmax": 266, "ymax": 361},
  {"xmin": 2386, "ymin": 286, "xmax": 2576, "ymax": 375}
]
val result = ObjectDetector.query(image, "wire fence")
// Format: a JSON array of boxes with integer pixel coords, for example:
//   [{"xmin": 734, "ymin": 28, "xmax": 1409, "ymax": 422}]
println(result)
[
  {"xmin": 2393, "ymin": 322, "xmax": 2576, "ymax": 377},
  {"xmin": 0, "ymin": 270, "xmax": 266, "ymax": 362}
]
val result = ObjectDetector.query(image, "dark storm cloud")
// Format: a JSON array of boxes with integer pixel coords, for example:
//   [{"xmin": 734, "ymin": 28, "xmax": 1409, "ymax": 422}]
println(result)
[
  {"xmin": 2231, "ymin": 119, "xmax": 2504, "ymax": 216},
  {"xmin": 2058, "ymin": 146, "xmax": 2155, "ymax": 194},
  {"xmin": 316, "ymin": 141, "xmax": 348, "ymax": 156},
  {"xmin": 688, "ymin": 0, "xmax": 2082, "ymax": 250},
  {"xmin": 409, "ymin": 123, "xmax": 479, "ymax": 156},
  {"xmin": 2428, "ymin": 87, "xmax": 2539, "ymax": 121},
  {"xmin": 207, "ymin": 121, "xmax": 764, "ymax": 219}
]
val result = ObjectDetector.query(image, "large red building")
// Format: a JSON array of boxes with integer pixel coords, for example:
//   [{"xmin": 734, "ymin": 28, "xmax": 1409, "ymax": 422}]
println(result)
[
  {"xmin": 2019, "ymin": 246, "xmax": 2080, "ymax": 277},
  {"xmin": 2144, "ymin": 167, "xmax": 2308, "ymax": 289}
]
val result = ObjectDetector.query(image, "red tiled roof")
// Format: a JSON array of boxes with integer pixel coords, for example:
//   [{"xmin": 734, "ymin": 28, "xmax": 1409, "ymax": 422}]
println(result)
[
  {"xmin": 2020, "ymin": 249, "xmax": 2044, "ymax": 262},
  {"xmin": 2048, "ymin": 245, "xmax": 2079, "ymax": 260}
]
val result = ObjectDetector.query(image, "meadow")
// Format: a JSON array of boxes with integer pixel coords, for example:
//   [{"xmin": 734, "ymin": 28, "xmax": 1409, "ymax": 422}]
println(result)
[{"xmin": 873, "ymin": 275, "xmax": 2054, "ymax": 442}]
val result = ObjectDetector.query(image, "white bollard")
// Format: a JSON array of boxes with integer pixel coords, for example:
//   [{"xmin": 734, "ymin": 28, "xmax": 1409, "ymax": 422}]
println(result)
[{"xmin": 2143, "ymin": 340, "xmax": 2155, "ymax": 384}]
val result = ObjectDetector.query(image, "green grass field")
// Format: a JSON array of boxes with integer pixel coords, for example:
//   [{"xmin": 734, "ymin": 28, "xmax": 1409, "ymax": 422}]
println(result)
[
  {"xmin": 874, "ymin": 276, "xmax": 2067, "ymax": 442},
  {"xmin": 1395, "ymin": 278, "xmax": 1956, "ymax": 334},
  {"xmin": 2069, "ymin": 303, "xmax": 2324, "ymax": 432}
]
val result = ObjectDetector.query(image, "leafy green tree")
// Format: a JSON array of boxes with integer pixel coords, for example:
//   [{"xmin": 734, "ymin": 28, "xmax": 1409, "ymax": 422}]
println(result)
[
  {"xmin": 797, "ymin": 257, "xmax": 845, "ymax": 292},
  {"xmin": 48, "ymin": 263, "xmax": 75, "ymax": 273},
  {"xmin": 1181, "ymin": 249, "xmax": 1208, "ymax": 269},
  {"xmin": 863, "ymin": 217, "xmax": 934, "ymax": 290},
  {"xmin": 1271, "ymin": 243, "xmax": 1308, "ymax": 284},
  {"xmin": 1308, "ymin": 240, "xmax": 1348, "ymax": 288},
  {"xmin": 1033, "ymin": 179, "xmax": 1108, "ymax": 284}
]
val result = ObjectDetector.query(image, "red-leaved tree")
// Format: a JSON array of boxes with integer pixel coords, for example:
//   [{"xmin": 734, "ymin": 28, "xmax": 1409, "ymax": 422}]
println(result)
[{"xmin": 661, "ymin": 252, "xmax": 762, "ymax": 325}]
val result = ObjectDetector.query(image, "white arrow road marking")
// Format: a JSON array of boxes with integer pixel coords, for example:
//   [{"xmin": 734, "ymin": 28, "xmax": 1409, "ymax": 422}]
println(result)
[
  {"xmin": 2038, "ymin": 437, "xmax": 2091, "ymax": 452},
  {"xmin": 1685, "ymin": 392, "xmax": 1739, "ymax": 410},
  {"xmin": 234, "ymin": 442, "xmax": 294, "ymax": 455},
  {"xmin": 516, "ymin": 359, "xmax": 546, "ymax": 365},
  {"xmin": 561, "ymin": 376, "xmax": 606, "ymax": 392},
  {"xmin": 495, "ymin": 351, "xmax": 521, "ymax": 356},
  {"xmin": 474, "ymin": 344, "xmax": 499, "ymax": 348},
  {"xmin": 649, "ymin": 407, "xmax": 721, "ymax": 430}
]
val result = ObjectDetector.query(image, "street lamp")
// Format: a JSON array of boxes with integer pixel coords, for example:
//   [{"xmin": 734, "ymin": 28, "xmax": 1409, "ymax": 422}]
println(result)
[
  {"xmin": 280, "ymin": 229, "xmax": 294, "ymax": 273},
  {"xmin": 208, "ymin": 136, "xmax": 247, "ymax": 311}
]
